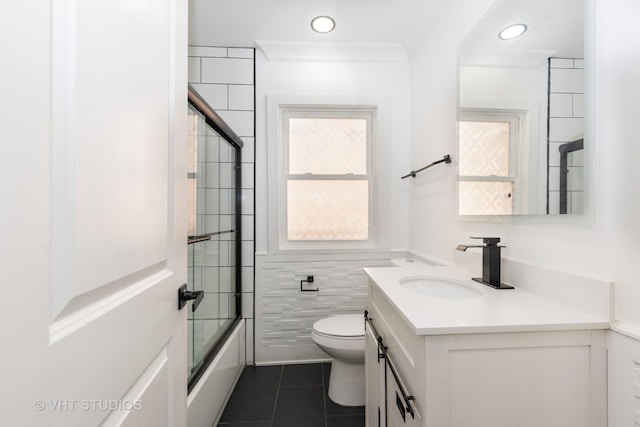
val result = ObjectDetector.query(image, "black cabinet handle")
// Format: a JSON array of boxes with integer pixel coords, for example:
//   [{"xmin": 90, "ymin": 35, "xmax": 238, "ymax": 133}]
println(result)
[
  {"xmin": 365, "ymin": 310, "xmax": 415, "ymax": 420},
  {"xmin": 178, "ymin": 284, "xmax": 204, "ymax": 312}
]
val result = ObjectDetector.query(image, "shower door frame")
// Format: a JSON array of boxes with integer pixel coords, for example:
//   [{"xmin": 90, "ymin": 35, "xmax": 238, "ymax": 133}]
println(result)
[
  {"xmin": 558, "ymin": 138, "xmax": 584, "ymax": 215},
  {"xmin": 187, "ymin": 85, "xmax": 243, "ymax": 392}
]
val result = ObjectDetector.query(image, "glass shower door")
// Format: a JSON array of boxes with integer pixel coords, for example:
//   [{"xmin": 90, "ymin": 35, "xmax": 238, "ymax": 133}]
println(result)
[{"xmin": 186, "ymin": 94, "xmax": 241, "ymax": 389}]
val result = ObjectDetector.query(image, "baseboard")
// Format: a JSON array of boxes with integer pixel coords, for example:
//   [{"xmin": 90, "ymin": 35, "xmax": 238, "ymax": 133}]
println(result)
[{"xmin": 253, "ymin": 358, "xmax": 332, "ymax": 367}]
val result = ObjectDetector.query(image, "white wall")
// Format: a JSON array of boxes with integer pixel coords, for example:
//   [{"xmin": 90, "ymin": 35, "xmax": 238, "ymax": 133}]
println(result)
[
  {"xmin": 187, "ymin": 0, "xmax": 640, "ymax": 418},
  {"xmin": 408, "ymin": 0, "xmax": 494, "ymax": 265},
  {"xmin": 408, "ymin": 0, "xmax": 640, "ymax": 423},
  {"xmin": 253, "ymin": 49, "xmax": 411, "ymax": 362},
  {"xmin": 596, "ymin": 0, "xmax": 640, "ymax": 333},
  {"xmin": 255, "ymin": 50, "xmax": 411, "ymax": 254},
  {"xmin": 459, "ymin": 64, "xmax": 548, "ymax": 214},
  {"xmin": 409, "ymin": 0, "xmax": 640, "ymax": 340}
]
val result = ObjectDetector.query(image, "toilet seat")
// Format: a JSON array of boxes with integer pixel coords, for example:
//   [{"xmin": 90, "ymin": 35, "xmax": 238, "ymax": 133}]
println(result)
[{"xmin": 312, "ymin": 314, "xmax": 364, "ymax": 338}]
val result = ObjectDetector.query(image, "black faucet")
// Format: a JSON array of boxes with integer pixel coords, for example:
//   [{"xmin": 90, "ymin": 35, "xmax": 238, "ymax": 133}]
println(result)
[{"xmin": 456, "ymin": 237, "xmax": 514, "ymax": 290}]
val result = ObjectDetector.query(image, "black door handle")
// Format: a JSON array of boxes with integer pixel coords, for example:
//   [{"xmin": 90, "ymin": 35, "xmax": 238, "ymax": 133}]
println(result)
[{"xmin": 178, "ymin": 284, "xmax": 204, "ymax": 312}]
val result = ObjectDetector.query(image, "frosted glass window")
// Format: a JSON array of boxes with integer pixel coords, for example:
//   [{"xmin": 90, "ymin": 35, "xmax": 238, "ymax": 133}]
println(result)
[
  {"xmin": 282, "ymin": 108, "xmax": 374, "ymax": 245},
  {"xmin": 459, "ymin": 121, "xmax": 510, "ymax": 176},
  {"xmin": 458, "ymin": 111, "xmax": 520, "ymax": 216},
  {"xmin": 287, "ymin": 180, "xmax": 369, "ymax": 240},
  {"xmin": 458, "ymin": 181, "xmax": 514, "ymax": 215},
  {"xmin": 288, "ymin": 118, "xmax": 367, "ymax": 174}
]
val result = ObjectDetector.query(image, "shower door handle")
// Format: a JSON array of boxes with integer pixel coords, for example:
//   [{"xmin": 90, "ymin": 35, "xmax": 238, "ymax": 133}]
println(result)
[{"xmin": 178, "ymin": 284, "xmax": 204, "ymax": 312}]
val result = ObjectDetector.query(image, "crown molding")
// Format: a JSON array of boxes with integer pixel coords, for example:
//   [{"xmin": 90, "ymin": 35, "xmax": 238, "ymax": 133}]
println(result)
[{"xmin": 255, "ymin": 40, "xmax": 408, "ymax": 63}]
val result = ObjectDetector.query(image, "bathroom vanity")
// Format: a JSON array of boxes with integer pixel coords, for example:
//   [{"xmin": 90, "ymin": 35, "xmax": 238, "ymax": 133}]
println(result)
[{"xmin": 363, "ymin": 265, "xmax": 608, "ymax": 427}]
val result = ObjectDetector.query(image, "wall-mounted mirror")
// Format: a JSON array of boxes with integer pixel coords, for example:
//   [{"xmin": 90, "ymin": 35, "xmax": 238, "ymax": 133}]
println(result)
[{"xmin": 457, "ymin": 0, "xmax": 589, "ymax": 216}]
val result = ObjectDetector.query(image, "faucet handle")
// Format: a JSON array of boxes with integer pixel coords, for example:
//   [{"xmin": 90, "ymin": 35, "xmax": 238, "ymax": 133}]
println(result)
[{"xmin": 470, "ymin": 237, "xmax": 501, "ymax": 246}]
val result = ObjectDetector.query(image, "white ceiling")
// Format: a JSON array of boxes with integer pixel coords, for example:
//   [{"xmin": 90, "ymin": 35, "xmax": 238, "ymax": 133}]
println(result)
[
  {"xmin": 463, "ymin": 0, "xmax": 584, "ymax": 59},
  {"xmin": 189, "ymin": 0, "xmax": 585, "ymax": 62},
  {"xmin": 188, "ymin": 0, "xmax": 445, "ymax": 55}
]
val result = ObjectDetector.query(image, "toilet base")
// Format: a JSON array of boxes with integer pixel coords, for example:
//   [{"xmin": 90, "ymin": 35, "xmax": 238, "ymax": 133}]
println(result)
[{"xmin": 327, "ymin": 359, "xmax": 365, "ymax": 407}]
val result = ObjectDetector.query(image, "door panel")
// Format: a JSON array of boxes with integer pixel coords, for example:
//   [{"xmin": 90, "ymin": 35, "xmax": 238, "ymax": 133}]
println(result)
[
  {"xmin": 1, "ymin": 0, "xmax": 188, "ymax": 425},
  {"xmin": 104, "ymin": 346, "xmax": 170, "ymax": 427},
  {"xmin": 51, "ymin": 0, "xmax": 172, "ymax": 316}
]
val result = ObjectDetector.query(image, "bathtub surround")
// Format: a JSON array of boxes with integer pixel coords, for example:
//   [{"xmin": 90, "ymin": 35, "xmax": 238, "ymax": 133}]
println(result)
[
  {"xmin": 548, "ymin": 57, "xmax": 585, "ymax": 214},
  {"xmin": 188, "ymin": 46, "xmax": 256, "ymax": 363},
  {"xmin": 187, "ymin": 46, "xmax": 255, "ymax": 426},
  {"xmin": 187, "ymin": 320, "xmax": 245, "ymax": 427},
  {"xmin": 186, "ymin": 95, "xmax": 244, "ymax": 383}
]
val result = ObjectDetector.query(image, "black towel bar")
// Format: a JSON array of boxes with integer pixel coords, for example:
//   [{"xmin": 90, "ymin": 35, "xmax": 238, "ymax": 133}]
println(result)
[{"xmin": 401, "ymin": 154, "xmax": 451, "ymax": 179}]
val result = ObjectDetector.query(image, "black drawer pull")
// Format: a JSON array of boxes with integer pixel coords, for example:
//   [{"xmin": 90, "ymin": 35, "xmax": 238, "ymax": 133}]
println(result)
[{"xmin": 364, "ymin": 310, "xmax": 416, "ymax": 419}]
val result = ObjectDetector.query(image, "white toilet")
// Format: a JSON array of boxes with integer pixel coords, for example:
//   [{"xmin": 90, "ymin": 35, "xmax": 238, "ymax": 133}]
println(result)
[{"xmin": 311, "ymin": 313, "xmax": 365, "ymax": 406}]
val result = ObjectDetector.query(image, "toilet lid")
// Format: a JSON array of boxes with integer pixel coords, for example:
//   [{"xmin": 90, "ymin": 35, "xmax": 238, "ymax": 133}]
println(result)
[{"xmin": 313, "ymin": 314, "xmax": 364, "ymax": 337}]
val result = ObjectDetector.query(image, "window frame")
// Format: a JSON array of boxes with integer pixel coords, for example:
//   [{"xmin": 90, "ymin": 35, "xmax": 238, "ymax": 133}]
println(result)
[
  {"xmin": 278, "ymin": 105, "xmax": 376, "ymax": 251},
  {"xmin": 458, "ymin": 108, "xmax": 524, "ymax": 215}
]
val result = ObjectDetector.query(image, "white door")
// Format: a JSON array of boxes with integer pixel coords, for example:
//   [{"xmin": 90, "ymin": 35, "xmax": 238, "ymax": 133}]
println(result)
[{"xmin": 0, "ymin": 1, "xmax": 188, "ymax": 426}]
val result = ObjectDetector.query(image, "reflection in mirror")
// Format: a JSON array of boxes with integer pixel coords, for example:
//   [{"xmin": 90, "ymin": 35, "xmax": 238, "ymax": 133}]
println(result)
[
  {"xmin": 457, "ymin": 0, "xmax": 586, "ymax": 216},
  {"xmin": 559, "ymin": 138, "xmax": 584, "ymax": 214}
]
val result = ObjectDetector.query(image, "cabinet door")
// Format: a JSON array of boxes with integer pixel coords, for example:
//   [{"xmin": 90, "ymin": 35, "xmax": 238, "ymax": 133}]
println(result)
[
  {"xmin": 385, "ymin": 361, "xmax": 421, "ymax": 427},
  {"xmin": 366, "ymin": 320, "xmax": 385, "ymax": 427}
]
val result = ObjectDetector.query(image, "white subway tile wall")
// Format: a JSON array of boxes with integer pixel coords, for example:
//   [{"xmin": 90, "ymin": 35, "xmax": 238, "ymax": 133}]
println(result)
[
  {"xmin": 218, "ymin": 110, "xmax": 255, "ymax": 136},
  {"xmin": 189, "ymin": 46, "xmax": 255, "ymax": 363},
  {"xmin": 228, "ymin": 48, "xmax": 255, "ymax": 59},
  {"xmin": 241, "ymin": 137, "xmax": 255, "ymax": 163},
  {"xmin": 190, "ymin": 83, "xmax": 228, "ymax": 110},
  {"xmin": 188, "ymin": 57, "xmax": 201, "ymax": 84},
  {"xmin": 550, "ymin": 93, "xmax": 573, "ymax": 118},
  {"xmin": 548, "ymin": 58, "xmax": 584, "ymax": 214},
  {"xmin": 228, "ymin": 85, "xmax": 255, "ymax": 111},
  {"xmin": 201, "ymin": 58, "xmax": 254, "ymax": 85},
  {"xmin": 190, "ymin": 46, "xmax": 228, "ymax": 58}
]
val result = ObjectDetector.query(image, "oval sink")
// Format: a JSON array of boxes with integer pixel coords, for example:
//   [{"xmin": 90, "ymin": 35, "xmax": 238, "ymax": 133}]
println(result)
[{"xmin": 400, "ymin": 276, "xmax": 482, "ymax": 299}]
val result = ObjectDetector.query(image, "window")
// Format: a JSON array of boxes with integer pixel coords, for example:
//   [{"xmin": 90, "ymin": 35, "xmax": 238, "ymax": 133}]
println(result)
[
  {"xmin": 458, "ymin": 110, "xmax": 522, "ymax": 215},
  {"xmin": 280, "ymin": 107, "xmax": 374, "ymax": 247}
]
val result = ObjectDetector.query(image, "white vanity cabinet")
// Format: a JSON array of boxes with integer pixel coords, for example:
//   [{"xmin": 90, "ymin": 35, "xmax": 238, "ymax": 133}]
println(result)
[
  {"xmin": 365, "ymin": 282, "xmax": 608, "ymax": 427},
  {"xmin": 365, "ymin": 308, "xmax": 422, "ymax": 427},
  {"xmin": 365, "ymin": 318, "xmax": 385, "ymax": 427}
]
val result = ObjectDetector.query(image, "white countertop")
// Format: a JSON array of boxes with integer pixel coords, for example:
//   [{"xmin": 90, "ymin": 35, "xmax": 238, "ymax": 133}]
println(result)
[{"xmin": 364, "ymin": 264, "xmax": 610, "ymax": 335}]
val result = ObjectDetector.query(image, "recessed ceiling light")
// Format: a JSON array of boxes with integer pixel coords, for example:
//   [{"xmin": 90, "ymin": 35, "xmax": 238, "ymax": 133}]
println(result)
[
  {"xmin": 311, "ymin": 16, "xmax": 335, "ymax": 33},
  {"xmin": 498, "ymin": 23, "xmax": 527, "ymax": 40}
]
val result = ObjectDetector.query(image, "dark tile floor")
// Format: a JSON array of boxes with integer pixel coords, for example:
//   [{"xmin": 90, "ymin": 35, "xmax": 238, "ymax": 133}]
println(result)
[{"xmin": 217, "ymin": 363, "xmax": 365, "ymax": 427}]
